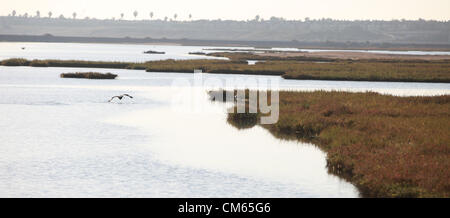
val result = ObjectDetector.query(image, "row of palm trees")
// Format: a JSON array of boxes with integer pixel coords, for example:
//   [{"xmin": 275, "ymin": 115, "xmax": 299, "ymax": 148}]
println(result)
[
  {"xmin": 10, "ymin": 10, "xmax": 74, "ymax": 19},
  {"xmin": 9, "ymin": 10, "xmax": 193, "ymax": 21},
  {"xmin": 129, "ymin": 11, "xmax": 191, "ymax": 21}
]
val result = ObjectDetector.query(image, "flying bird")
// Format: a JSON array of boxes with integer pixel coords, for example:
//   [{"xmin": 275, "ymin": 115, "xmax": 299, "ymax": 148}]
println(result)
[{"xmin": 108, "ymin": 94, "xmax": 133, "ymax": 102}]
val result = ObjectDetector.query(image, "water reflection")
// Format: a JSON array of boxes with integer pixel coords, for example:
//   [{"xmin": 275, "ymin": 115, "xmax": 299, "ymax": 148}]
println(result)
[
  {"xmin": 1, "ymin": 66, "xmax": 449, "ymax": 197},
  {"xmin": 107, "ymin": 102, "xmax": 359, "ymax": 197},
  {"xmin": 0, "ymin": 66, "xmax": 362, "ymax": 197}
]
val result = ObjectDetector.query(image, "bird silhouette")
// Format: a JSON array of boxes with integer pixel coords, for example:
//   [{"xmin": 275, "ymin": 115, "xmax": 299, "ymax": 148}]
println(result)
[{"xmin": 108, "ymin": 94, "xmax": 133, "ymax": 102}]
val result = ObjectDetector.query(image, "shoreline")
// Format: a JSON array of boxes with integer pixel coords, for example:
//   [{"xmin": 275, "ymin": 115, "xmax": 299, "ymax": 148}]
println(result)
[
  {"xmin": 212, "ymin": 90, "xmax": 450, "ymax": 197},
  {"xmin": 2, "ymin": 34, "xmax": 450, "ymax": 51}
]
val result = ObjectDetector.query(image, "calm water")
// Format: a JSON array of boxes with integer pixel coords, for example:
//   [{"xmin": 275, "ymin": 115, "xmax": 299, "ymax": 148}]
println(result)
[
  {"xmin": 0, "ymin": 43, "xmax": 449, "ymax": 197},
  {"xmin": 0, "ymin": 42, "xmax": 228, "ymax": 62},
  {"xmin": 1, "ymin": 42, "xmax": 449, "ymax": 63}
]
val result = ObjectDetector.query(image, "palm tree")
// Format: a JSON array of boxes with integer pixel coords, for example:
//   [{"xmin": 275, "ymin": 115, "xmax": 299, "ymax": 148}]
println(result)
[
  {"xmin": 36, "ymin": 10, "xmax": 40, "ymax": 18},
  {"xmin": 12, "ymin": 10, "xmax": 16, "ymax": 17},
  {"xmin": 133, "ymin": 10, "xmax": 138, "ymax": 19},
  {"xmin": 173, "ymin": 13, "xmax": 177, "ymax": 20},
  {"xmin": 150, "ymin": 12, "xmax": 154, "ymax": 19},
  {"xmin": 72, "ymin": 12, "xmax": 77, "ymax": 19},
  {"xmin": 48, "ymin": 11, "xmax": 52, "ymax": 18}
]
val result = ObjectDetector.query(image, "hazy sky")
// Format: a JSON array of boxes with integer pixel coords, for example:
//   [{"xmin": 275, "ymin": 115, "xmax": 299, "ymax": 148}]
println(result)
[{"xmin": 2, "ymin": 0, "xmax": 450, "ymax": 21}]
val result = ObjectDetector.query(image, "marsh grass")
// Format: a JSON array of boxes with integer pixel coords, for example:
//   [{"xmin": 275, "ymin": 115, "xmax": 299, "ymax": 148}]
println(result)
[
  {"xmin": 227, "ymin": 111, "xmax": 259, "ymax": 129},
  {"xmin": 209, "ymin": 89, "xmax": 273, "ymax": 130},
  {"xmin": 214, "ymin": 90, "xmax": 450, "ymax": 197},
  {"xmin": 60, "ymin": 72, "xmax": 118, "ymax": 79},
  {"xmin": 209, "ymin": 52, "xmax": 450, "ymax": 82},
  {"xmin": 2, "ymin": 54, "xmax": 450, "ymax": 82},
  {"xmin": 1, "ymin": 58, "xmax": 31, "ymax": 66},
  {"xmin": 282, "ymin": 61, "xmax": 450, "ymax": 83},
  {"xmin": 1, "ymin": 58, "xmax": 147, "ymax": 69},
  {"xmin": 144, "ymin": 59, "xmax": 284, "ymax": 75},
  {"xmin": 208, "ymin": 52, "xmax": 336, "ymax": 62}
]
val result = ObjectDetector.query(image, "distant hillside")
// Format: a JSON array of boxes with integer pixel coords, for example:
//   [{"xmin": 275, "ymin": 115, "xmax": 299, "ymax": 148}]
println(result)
[{"xmin": 1, "ymin": 16, "xmax": 449, "ymax": 45}]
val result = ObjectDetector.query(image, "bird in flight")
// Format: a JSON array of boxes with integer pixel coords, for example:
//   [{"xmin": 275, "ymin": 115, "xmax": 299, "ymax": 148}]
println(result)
[{"xmin": 108, "ymin": 94, "xmax": 133, "ymax": 102}]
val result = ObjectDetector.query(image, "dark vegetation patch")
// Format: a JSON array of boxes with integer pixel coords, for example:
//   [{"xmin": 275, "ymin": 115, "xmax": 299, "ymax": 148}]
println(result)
[{"xmin": 60, "ymin": 72, "xmax": 118, "ymax": 79}]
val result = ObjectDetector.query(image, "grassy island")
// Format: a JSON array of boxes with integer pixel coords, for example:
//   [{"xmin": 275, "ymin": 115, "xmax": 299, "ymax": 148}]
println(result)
[{"xmin": 60, "ymin": 72, "xmax": 118, "ymax": 79}]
